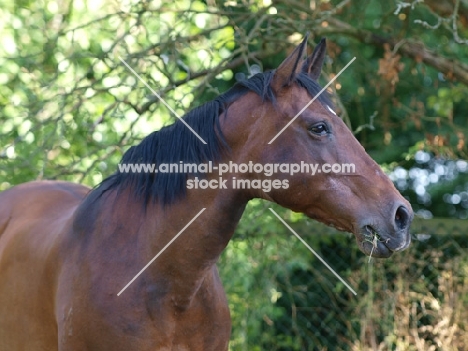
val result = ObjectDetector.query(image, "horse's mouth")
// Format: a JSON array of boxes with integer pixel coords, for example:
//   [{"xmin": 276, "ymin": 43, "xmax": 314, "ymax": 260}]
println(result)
[{"xmin": 356, "ymin": 225, "xmax": 411, "ymax": 258}]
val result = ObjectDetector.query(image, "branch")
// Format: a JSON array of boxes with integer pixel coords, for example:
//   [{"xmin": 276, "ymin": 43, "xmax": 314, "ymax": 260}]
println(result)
[
  {"xmin": 131, "ymin": 47, "xmax": 285, "ymax": 116},
  {"xmin": 321, "ymin": 18, "xmax": 468, "ymax": 86}
]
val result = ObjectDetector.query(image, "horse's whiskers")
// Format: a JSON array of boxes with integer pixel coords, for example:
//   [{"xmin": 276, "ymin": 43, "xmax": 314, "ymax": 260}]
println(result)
[{"xmin": 364, "ymin": 228, "xmax": 382, "ymax": 263}]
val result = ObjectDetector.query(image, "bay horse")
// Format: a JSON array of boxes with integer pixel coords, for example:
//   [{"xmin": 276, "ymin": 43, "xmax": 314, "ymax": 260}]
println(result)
[{"xmin": 0, "ymin": 36, "xmax": 412, "ymax": 350}]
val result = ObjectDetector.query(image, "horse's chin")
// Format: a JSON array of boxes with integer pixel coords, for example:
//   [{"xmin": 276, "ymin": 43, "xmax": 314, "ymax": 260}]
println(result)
[
  {"xmin": 306, "ymin": 214, "xmax": 407, "ymax": 259},
  {"xmin": 357, "ymin": 238, "xmax": 394, "ymax": 258},
  {"xmin": 354, "ymin": 225, "xmax": 411, "ymax": 258},
  {"xmin": 334, "ymin": 225, "xmax": 395, "ymax": 258}
]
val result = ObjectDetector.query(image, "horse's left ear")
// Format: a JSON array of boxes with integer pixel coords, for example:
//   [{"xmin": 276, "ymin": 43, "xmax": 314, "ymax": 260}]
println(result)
[
  {"xmin": 302, "ymin": 38, "xmax": 326, "ymax": 80},
  {"xmin": 271, "ymin": 34, "xmax": 309, "ymax": 92}
]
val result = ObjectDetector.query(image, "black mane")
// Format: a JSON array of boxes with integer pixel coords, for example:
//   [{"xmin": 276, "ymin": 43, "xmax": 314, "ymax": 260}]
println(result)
[{"xmin": 94, "ymin": 71, "xmax": 332, "ymax": 205}]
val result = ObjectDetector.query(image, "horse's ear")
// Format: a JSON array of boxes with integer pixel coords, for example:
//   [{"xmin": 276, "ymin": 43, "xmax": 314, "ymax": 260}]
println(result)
[
  {"xmin": 271, "ymin": 34, "xmax": 309, "ymax": 91},
  {"xmin": 302, "ymin": 38, "xmax": 326, "ymax": 80}
]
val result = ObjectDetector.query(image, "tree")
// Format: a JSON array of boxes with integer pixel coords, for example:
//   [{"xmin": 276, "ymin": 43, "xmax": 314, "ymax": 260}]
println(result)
[{"xmin": 1, "ymin": 0, "xmax": 467, "ymax": 349}]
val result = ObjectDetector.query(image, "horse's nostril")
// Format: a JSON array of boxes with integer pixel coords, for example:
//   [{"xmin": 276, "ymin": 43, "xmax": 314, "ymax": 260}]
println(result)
[{"xmin": 395, "ymin": 205, "xmax": 410, "ymax": 230}]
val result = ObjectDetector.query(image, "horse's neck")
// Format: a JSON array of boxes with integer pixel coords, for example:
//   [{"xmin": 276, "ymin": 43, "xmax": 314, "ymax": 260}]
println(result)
[{"xmin": 123, "ymin": 188, "xmax": 248, "ymax": 309}]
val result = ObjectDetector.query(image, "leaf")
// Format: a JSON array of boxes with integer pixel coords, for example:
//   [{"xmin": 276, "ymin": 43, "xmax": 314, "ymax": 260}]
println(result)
[{"xmin": 378, "ymin": 43, "xmax": 405, "ymax": 90}]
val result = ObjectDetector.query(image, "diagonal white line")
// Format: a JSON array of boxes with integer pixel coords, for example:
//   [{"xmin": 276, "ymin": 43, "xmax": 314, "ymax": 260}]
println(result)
[
  {"xmin": 118, "ymin": 56, "xmax": 207, "ymax": 145},
  {"xmin": 268, "ymin": 57, "xmax": 356, "ymax": 145},
  {"xmin": 268, "ymin": 208, "xmax": 357, "ymax": 295},
  {"xmin": 117, "ymin": 208, "xmax": 206, "ymax": 296}
]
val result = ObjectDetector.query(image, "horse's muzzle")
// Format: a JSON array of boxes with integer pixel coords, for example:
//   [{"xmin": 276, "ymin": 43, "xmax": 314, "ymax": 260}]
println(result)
[{"xmin": 357, "ymin": 202, "xmax": 413, "ymax": 258}]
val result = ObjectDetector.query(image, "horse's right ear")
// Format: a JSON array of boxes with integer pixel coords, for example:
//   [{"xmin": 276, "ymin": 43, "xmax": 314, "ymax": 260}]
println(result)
[
  {"xmin": 271, "ymin": 35, "xmax": 309, "ymax": 92},
  {"xmin": 302, "ymin": 38, "xmax": 326, "ymax": 80}
]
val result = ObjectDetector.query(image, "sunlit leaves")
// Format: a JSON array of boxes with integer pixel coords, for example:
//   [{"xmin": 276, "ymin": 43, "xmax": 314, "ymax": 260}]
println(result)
[{"xmin": 427, "ymin": 86, "xmax": 467, "ymax": 118}]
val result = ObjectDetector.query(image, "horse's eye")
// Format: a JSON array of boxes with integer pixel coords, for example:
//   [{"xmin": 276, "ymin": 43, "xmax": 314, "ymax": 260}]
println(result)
[{"xmin": 309, "ymin": 122, "xmax": 329, "ymax": 136}]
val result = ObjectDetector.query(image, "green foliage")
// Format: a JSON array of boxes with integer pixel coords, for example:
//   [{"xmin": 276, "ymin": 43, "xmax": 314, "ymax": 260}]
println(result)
[{"xmin": 221, "ymin": 214, "xmax": 468, "ymax": 350}]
